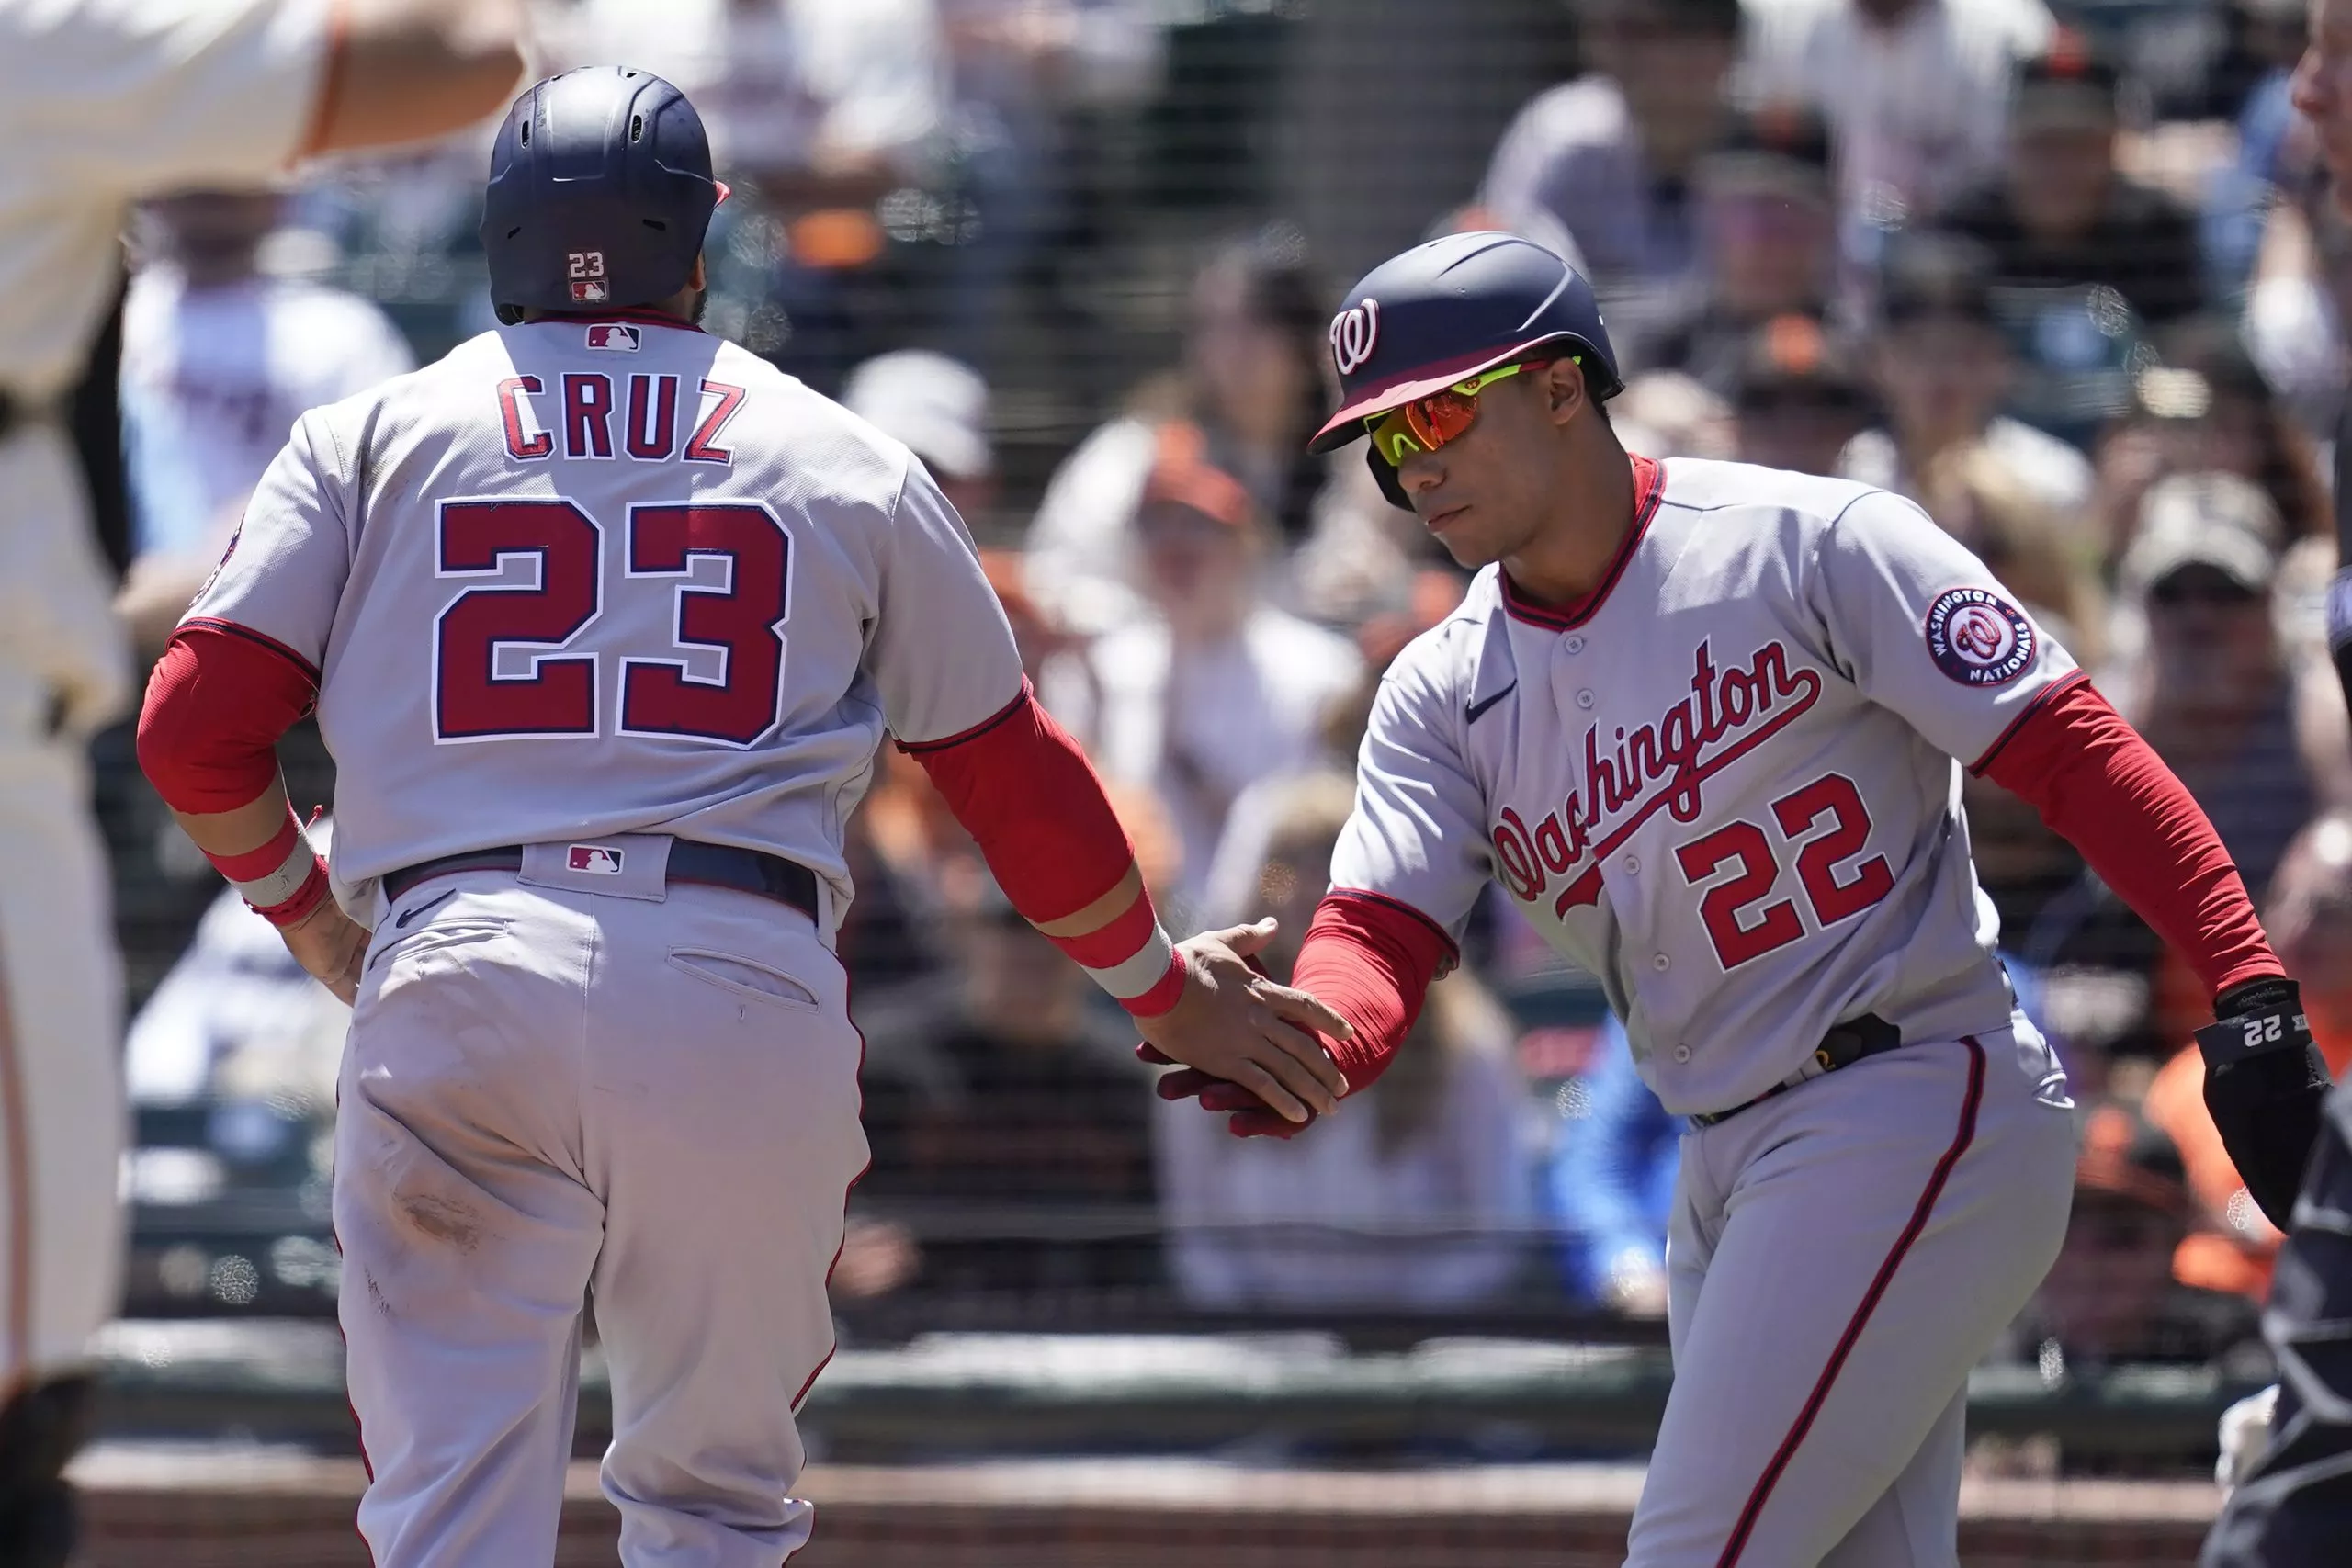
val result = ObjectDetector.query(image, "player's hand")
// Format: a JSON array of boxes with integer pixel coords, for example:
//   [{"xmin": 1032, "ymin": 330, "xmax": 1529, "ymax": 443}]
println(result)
[
  {"xmin": 280, "ymin": 897, "xmax": 370, "ymax": 1006},
  {"xmin": 1134, "ymin": 919, "xmax": 1352, "ymax": 1124},
  {"xmin": 1136, "ymin": 1042, "xmax": 1316, "ymax": 1138}
]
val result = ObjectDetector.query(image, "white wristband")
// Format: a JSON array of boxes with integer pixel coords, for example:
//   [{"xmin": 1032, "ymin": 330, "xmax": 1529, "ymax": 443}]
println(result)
[{"xmin": 232, "ymin": 831, "xmax": 319, "ymax": 910}]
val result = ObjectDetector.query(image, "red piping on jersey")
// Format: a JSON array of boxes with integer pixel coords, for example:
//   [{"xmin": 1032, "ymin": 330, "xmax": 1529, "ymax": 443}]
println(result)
[
  {"xmin": 529, "ymin": 307, "xmax": 708, "ymax": 334},
  {"xmin": 1716, "ymin": 1036, "xmax": 1986, "ymax": 1568},
  {"xmin": 180, "ymin": 615, "xmax": 322, "ymax": 686},
  {"xmin": 1967, "ymin": 667, "xmax": 2088, "ymax": 775},
  {"xmin": 0, "ymin": 951, "xmax": 30, "ymax": 1399},
  {"xmin": 1498, "ymin": 453, "xmax": 1664, "ymax": 632},
  {"xmin": 1974, "ymin": 677, "xmax": 2282, "ymax": 999},
  {"xmin": 896, "ymin": 682, "xmax": 1029, "ymax": 753},
  {"xmin": 797, "ymin": 979, "xmax": 871, "ymax": 1417}
]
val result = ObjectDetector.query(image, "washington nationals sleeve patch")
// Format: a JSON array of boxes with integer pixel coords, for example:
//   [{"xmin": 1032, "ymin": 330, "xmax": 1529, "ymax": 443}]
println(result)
[{"xmin": 1923, "ymin": 587, "xmax": 2036, "ymax": 688}]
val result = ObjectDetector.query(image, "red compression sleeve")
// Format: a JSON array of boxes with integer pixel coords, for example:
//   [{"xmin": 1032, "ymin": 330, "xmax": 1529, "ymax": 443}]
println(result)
[
  {"xmin": 1975, "ymin": 675, "xmax": 2282, "ymax": 1001},
  {"xmin": 902, "ymin": 682, "xmax": 1137, "ymax": 919},
  {"xmin": 1290, "ymin": 891, "xmax": 1454, "ymax": 1095},
  {"xmin": 905, "ymin": 682, "xmax": 1184, "ymax": 1014},
  {"xmin": 137, "ymin": 620, "xmax": 318, "ymax": 814}
]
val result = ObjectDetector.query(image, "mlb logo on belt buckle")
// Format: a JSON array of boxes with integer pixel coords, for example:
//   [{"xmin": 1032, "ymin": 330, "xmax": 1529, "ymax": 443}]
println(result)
[
  {"xmin": 585, "ymin": 323, "xmax": 640, "ymax": 351},
  {"xmin": 568, "ymin": 845, "xmax": 625, "ymax": 874}
]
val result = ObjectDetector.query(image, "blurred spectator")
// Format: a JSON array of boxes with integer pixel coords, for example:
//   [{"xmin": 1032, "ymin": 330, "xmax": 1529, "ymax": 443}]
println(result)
[
  {"xmin": 118, "ymin": 189, "xmax": 414, "ymax": 660},
  {"xmin": 2243, "ymin": 183, "xmax": 2352, "ymax": 438},
  {"xmin": 1543, "ymin": 1015, "xmax": 1678, "ymax": 1317},
  {"xmin": 1157, "ymin": 773, "xmax": 1532, "ymax": 1312},
  {"xmin": 1057, "ymin": 424, "xmax": 1362, "ymax": 911},
  {"xmin": 1911, "ymin": 442, "xmax": 2104, "ymax": 660},
  {"xmin": 1025, "ymin": 226, "xmax": 1335, "ymax": 636},
  {"xmin": 1618, "ymin": 103, "xmax": 1841, "ymax": 389},
  {"xmin": 2126, "ymin": 0, "xmax": 2307, "ymax": 127},
  {"xmin": 2092, "ymin": 321, "xmax": 2331, "ymax": 563},
  {"xmin": 1840, "ymin": 231, "xmax": 2093, "ymax": 516},
  {"xmin": 933, "ymin": 0, "xmax": 1164, "ymax": 367},
  {"xmin": 840, "ymin": 547, "xmax": 1108, "ymax": 994},
  {"xmin": 1726, "ymin": 313, "xmax": 1876, "ymax": 475},
  {"xmin": 855, "ymin": 872, "xmax": 1158, "ymax": 1297},
  {"xmin": 2145, "ymin": 812, "xmax": 2352, "ymax": 1303},
  {"xmin": 2007, "ymin": 1098, "xmax": 2263, "ymax": 1372},
  {"xmin": 1477, "ymin": 0, "xmax": 1743, "ymax": 314},
  {"xmin": 1940, "ymin": 39, "xmax": 2209, "ymax": 330},
  {"xmin": 2106, "ymin": 473, "xmax": 2316, "ymax": 901},
  {"xmin": 553, "ymin": 0, "xmax": 949, "ymax": 383},
  {"xmin": 122, "ymin": 837, "xmax": 346, "ymax": 1209},
  {"xmin": 841, "ymin": 348, "xmax": 998, "ymax": 524},
  {"xmin": 1742, "ymin": 0, "xmax": 2053, "ymax": 229}
]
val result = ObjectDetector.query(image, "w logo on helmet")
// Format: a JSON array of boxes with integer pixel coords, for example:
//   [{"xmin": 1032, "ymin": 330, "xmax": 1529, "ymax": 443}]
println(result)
[{"xmin": 1329, "ymin": 299, "xmax": 1380, "ymax": 375}]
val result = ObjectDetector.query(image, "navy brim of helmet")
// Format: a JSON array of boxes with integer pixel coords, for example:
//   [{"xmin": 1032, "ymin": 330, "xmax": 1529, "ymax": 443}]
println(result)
[{"xmin": 1306, "ymin": 331, "xmax": 1600, "ymax": 454}]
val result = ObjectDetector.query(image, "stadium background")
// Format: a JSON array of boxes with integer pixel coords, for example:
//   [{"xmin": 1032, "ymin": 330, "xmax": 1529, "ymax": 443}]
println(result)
[{"xmin": 83, "ymin": 0, "xmax": 2350, "ymax": 1560}]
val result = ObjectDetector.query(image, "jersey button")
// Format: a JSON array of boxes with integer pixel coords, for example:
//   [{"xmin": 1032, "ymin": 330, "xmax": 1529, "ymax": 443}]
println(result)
[
  {"xmin": 1673, "ymin": 1045, "xmax": 1691, "ymax": 1063},
  {"xmin": 1622, "ymin": 854, "xmax": 1641, "ymax": 874},
  {"xmin": 1576, "ymin": 690, "xmax": 1597, "ymax": 710},
  {"xmin": 1565, "ymin": 635, "xmax": 1586, "ymax": 654},
  {"xmin": 1651, "ymin": 953, "xmax": 1671, "ymax": 972}
]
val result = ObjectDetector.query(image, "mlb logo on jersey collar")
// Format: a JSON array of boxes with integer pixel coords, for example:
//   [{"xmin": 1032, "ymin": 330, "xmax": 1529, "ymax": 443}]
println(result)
[
  {"xmin": 569, "ymin": 844, "xmax": 625, "ymax": 874},
  {"xmin": 586, "ymin": 323, "xmax": 641, "ymax": 352}
]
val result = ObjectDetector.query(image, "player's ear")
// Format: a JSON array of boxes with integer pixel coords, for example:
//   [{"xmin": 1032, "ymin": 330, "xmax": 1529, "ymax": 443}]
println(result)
[
  {"xmin": 689, "ymin": 254, "xmax": 707, "ymax": 291},
  {"xmin": 1539, "ymin": 357, "xmax": 1587, "ymax": 429}
]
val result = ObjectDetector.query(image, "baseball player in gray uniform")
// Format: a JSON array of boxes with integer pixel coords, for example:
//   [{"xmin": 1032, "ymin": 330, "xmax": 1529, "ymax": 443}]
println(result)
[
  {"xmin": 1154, "ymin": 232, "xmax": 2328, "ymax": 1567},
  {"xmin": 0, "ymin": 3, "xmax": 522, "ymax": 1561},
  {"xmin": 2204, "ymin": 0, "xmax": 2352, "ymax": 1558},
  {"xmin": 136, "ymin": 68, "xmax": 1349, "ymax": 1567}
]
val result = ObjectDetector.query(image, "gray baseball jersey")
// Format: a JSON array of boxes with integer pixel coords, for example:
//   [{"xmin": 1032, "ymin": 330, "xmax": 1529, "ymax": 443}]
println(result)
[
  {"xmin": 185, "ymin": 314, "xmax": 1023, "ymax": 926},
  {"xmin": 1333, "ymin": 456, "xmax": 2079, "ymax": 1118}
]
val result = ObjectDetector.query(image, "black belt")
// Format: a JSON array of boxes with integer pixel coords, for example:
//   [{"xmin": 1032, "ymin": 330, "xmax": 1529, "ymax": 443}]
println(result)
[
  {"xmin": 1688, "ymin": 1013, "xmax": 1903, "ymax": 1128},
  {"xmin": 383, "ymin": 841, "xmax": 820, "ymax": 921}
]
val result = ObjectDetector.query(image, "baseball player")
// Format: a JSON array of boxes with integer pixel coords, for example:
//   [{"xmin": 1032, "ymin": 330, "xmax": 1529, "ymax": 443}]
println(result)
[
  {"xmin": 1152, "ymin": 231, "xmax": 2326, "ymax": 1567},
  {"xmin": 0, "ymin": 3, "xmax": 522, "ymax": 1560},
  {"xmin": 2204, "ymin": 0, "xmax": 2352, "ymax": 1557},
  {"xmin": 134, "ymin": 66, "xmax": 1349, "ymax": 1567}
]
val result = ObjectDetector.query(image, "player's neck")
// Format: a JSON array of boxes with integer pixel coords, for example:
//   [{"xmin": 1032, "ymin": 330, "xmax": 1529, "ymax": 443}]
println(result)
[{"xmin": 1500, "ymin": 436, "xmax": 1638, "ymax": 609}]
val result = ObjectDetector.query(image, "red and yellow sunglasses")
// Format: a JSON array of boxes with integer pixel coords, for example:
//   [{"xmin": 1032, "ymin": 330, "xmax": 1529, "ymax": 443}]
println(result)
[{"xmin": 1364, "ymin": 355, "xmax": 1568, "ymax": 466}]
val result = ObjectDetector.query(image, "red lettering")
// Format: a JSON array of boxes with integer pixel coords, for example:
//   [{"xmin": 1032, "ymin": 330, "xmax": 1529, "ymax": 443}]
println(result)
[
  {"xmin": 686, "ymin": 379, "xmax": 745, "ymax": 465},
  {"xmin": 497, "ymin": 376, "xmax": 551, "ymax": 461},
  {"xmin": 1534, "ymin": 811, "xmax": 1573, "ymax": 874},
  {"xmin": 1492, "ymin": 808, "xmax": 1543, "ymax": 901},
  {"xmin": 563, "ymin": 372, "xmax": 615, "ymax": 459},
  {"xmin": 625, "ymin": 373, "xmax": 679, "ymax": 461}
]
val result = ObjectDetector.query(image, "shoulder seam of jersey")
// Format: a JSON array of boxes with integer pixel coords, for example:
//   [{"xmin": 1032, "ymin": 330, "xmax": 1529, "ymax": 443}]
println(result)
[
  {"xmin": 179, "ymin": 616, "xmax": 322, "ymax": 686},
  {"xmin": 1968, "ymin": 668, "xmax": 2089, "ymax": 776}
]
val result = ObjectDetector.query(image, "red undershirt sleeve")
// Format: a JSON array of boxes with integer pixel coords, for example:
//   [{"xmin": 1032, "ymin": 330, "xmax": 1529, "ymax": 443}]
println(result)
[
  {"xmin": 1973, "ymin": 676, "xmax": 2282, "ymax": 1002},
  {"xmin": 137, "ymin": 619, "xmax": 319, "ymax": 815},
  {"xmin": 1289, "ymin": 890, "xmax": 1454, "ymax": 1095},
  {"xmin": 903, "ymin": 682, "xmax": 1185, "ymax": 1015}
]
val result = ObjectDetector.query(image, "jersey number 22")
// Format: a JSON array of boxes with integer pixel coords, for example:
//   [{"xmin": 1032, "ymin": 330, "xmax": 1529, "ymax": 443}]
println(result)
[{"xmin": 433, "ymin": 497, "xmax": 789, "ymax": 747}]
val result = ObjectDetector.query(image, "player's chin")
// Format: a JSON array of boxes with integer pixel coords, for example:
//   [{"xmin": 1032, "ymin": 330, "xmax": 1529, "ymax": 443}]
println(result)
[{"xmin": 1422, "ymin": 506, "xmax": 1499, "ymax": 569}]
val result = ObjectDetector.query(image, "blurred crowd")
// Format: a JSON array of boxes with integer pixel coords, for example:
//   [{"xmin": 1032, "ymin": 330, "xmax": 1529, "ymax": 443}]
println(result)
[{"xmin": 96, "ymin": 0, "xmax": 2352, "ymax": 1463}]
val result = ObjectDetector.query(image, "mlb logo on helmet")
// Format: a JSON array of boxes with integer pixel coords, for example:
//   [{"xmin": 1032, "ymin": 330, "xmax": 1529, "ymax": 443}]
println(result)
[
  {"xmin": 568, "ymin": 845, "xmax": 626, "ymax": 874},
  {"xmin": 586, "ymin": 323, "xmax": 641, "ymax": 351}
]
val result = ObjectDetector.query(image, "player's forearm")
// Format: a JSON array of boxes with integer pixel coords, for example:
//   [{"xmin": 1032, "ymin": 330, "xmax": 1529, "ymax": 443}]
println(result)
[
  {"xmin": 139, "ymin": 623, "xmax": 329, "ymax": 928},
  {"xmin": 903, "ymin": 684, "xmax": 1184, "ymax": 1016},
  {"xmin": 1289, "ymin": 893, "xmax": 1453, "ymax": 1094},
  {"xmin": 1976, "ymin": 676, "xmax": 2282, "ymax": 1001}
]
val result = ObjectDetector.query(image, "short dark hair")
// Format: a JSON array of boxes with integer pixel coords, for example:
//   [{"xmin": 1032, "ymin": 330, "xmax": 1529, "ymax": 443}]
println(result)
[{"xmin": 1880, "ymin": 233, "xmax": 1998, "ymax": 329}]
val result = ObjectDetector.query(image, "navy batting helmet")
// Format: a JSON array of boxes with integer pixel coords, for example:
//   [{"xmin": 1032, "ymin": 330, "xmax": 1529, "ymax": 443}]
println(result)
[
  {"xmin": 481, "ymin": 67, "xmax": 727, "ymax": 325},
  {"xmin": 1308, "ymin": 231, "xmax": 1622, "ymax": 456}
]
